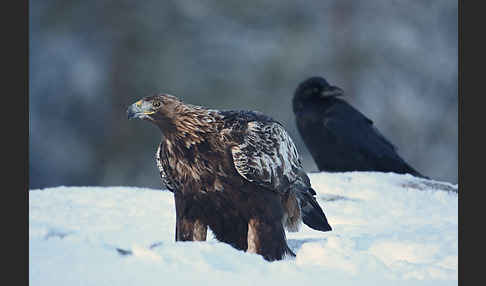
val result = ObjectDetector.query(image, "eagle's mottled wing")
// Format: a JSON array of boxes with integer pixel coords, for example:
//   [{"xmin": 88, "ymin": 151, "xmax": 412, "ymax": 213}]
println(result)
[
  {"xmin": 231, "ymin": 121, "xmax": 304, "ymax": 192},
  {"xmin": 155, "ymin": 143, "xmax": 176, "ymax": 192}
]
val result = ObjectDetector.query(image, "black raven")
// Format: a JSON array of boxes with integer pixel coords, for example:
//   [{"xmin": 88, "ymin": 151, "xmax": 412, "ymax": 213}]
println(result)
[{"xmin": 292, "ymin": 76, "xmax": 428, "ymax": 179}]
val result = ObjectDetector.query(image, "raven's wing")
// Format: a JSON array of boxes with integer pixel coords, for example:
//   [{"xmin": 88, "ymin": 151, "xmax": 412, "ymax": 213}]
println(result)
[
  {"xmin": 323, "ymin": 115, "xmax": 398, "ymax": 159},
  {"xmin": 322, "ymin": 101, "xmax": 424, "ymax": 176}
]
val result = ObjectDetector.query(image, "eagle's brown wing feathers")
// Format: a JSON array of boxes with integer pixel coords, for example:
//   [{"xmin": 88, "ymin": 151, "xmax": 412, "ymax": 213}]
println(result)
[
  {"xmin": 228, "ymin": 117, "xmax": 332, "ymax": 233},
  {"xmin": 231, "ymin": 121, "xmax": 303, "ymax": 193}
]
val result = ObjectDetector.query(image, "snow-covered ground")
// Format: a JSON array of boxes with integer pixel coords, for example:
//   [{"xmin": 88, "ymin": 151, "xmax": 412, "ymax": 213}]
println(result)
[{"xmin": 29, "ymin": 172, "xmax": 457, "ymax": 286}]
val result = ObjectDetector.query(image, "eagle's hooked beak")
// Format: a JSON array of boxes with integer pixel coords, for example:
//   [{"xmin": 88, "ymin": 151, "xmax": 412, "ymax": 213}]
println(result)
[
  {"xmin": 321, "ymin": 86, "xmax": 344, "ymax": 97},
  {"xmin": 127, "ymin": 100, "xmax": 155, "ymax": 120}
]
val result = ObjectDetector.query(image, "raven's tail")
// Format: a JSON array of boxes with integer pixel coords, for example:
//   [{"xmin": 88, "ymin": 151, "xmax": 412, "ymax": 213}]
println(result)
[
  {"xmin": 400, "ymin": 161, "xmax": 430, "ymax": 180},
  {"xmin": 408, "ymin": 167, "xmax": 431, "ymax": 180},
  {"xmin": 296, "ymin": 188, "xmax": 332, "ymax": 232}
]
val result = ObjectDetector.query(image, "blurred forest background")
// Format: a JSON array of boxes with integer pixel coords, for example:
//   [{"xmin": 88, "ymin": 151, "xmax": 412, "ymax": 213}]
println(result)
[{"xmin": 29, "ymin": 0, "xmax": 458, "ymax": 189}]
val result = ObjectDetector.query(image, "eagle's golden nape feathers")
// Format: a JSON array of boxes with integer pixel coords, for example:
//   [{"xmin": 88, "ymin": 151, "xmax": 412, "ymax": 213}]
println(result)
[{"xmin": 127, "ymin": 94, "xmax": 332, "ymax": 261}]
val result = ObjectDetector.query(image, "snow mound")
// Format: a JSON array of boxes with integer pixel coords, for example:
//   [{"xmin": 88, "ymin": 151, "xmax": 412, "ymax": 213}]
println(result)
[{"xmin": 29, "ymin": 172, "xmax": 457, "ymax": 286}]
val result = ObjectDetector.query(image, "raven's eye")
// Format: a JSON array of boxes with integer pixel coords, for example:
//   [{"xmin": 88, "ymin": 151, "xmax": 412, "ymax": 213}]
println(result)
[{"xmin": 153, "ymin": 101, "xmax": 161, "ymax": 108}]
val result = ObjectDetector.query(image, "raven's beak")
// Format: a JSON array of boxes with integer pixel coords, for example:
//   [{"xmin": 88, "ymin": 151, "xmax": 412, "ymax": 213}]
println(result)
[
  {"xmin": 321, "ymin": 86, "xmax": 344, "ymax": 97},
  {"xmin": 127, "ymin": 100, "xmax": 154, "ymax": 120}
]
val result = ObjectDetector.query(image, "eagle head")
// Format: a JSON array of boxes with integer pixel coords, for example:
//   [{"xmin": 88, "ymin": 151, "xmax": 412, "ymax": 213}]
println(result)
[
  {"xmin": 127, "ymin": 94, "xmax": 181, "ymax": 120},
  {"xmin": 127, "ymin": 94, "xmax": 218, "ymax": 140}
]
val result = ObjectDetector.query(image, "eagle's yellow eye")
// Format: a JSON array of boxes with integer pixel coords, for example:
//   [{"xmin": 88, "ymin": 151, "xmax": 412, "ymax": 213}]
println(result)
[{"xmin": 153, "ymin": 101, "xmax": 161, "ymax": 108}]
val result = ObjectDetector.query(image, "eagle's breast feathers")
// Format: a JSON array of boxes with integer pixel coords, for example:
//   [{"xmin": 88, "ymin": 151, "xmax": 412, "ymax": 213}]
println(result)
[{"xmin": 155, "ymin": 142, "xmax": 178, "ymax": 192}]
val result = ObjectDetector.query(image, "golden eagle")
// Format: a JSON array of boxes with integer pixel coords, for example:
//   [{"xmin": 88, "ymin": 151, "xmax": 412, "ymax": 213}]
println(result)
[
  {"xmin": 293, "ymin": 76, "xmax": 428, "ymax": 179},
  {"xmin": 127, "ymin": 94, "xmax": 331, "ymax": 261}
]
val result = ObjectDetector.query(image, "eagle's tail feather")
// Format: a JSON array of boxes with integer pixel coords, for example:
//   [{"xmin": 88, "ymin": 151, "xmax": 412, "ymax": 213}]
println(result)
[{"xmin": 297, "ymin": 188, "xmax": 332, "ymax": 232}]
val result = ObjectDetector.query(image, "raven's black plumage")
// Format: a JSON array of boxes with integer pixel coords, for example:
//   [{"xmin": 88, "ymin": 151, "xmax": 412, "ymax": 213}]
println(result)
[
  {"xmin": 128, "ymin": 94, "xmax": 331, "ymax": 261},
  {"xmin": 293, "ymin": 76, "xmax": 428, "ymax": 179}
]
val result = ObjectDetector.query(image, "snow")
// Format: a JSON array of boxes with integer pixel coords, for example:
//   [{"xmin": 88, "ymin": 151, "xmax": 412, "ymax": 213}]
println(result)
[{"xmin": 29, "ymin": 172, "xmax": 457, "ymax": 286}]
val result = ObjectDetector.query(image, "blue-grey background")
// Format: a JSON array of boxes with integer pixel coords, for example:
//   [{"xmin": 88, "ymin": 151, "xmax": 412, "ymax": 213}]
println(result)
[{"xmin": 29, "ymin": 0, "xmax": 458, "ymax": 189}]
